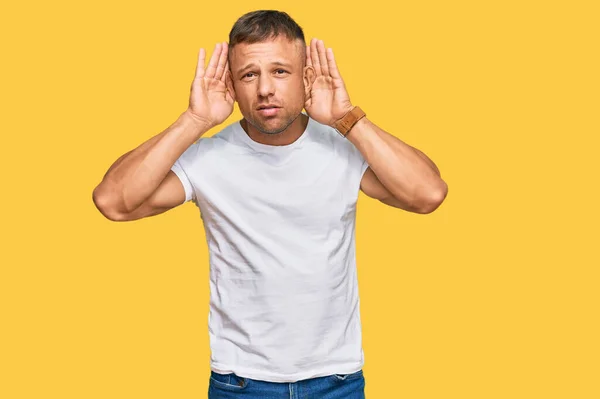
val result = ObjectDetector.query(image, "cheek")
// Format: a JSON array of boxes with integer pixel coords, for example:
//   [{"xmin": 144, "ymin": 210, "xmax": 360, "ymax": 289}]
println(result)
[
  {"xmin": 233, "ymin": 87, "xmax": 252, "ymax": 109},
  {"xmin": 279, "ymin": 80, "xmax": 305, "ymax": 105}
]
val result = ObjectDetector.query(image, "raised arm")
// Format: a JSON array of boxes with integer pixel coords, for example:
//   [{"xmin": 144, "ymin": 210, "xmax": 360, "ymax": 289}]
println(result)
[
  {"xmin": 304, "ymin": 38, "xmax": 447, "ymax": 214},
  {"xmin": 92, "ymin": 42, "xmax": 235, "ymax": 221}
]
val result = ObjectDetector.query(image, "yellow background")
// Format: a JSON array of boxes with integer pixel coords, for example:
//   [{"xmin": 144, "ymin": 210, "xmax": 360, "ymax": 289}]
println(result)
[{"xmin": 2, "ymin": 0, "xmax": 598, "ymax": 398}]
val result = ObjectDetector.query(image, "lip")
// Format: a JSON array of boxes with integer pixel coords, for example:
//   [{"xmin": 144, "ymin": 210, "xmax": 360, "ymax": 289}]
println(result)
[
  {"xmin": 257, "ymin": 104, "xmax": 280, "ymax": 109},
  {"xmin": 257, "ymin": 107, "xmax": 280, "ymax": 117}
]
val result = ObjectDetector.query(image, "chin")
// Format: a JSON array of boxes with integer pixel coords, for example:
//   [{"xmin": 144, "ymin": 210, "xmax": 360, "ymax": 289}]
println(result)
[
  {"xmin": 257, "ymin": 123, "xmax": 288, "ymax": 135},
  {"xmin": 251, "ymin": 115, "xmax": 292, "ymax": 135}
]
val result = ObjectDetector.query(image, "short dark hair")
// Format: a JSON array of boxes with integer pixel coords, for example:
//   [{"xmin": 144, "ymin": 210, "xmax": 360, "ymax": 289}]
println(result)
[{"xmin": 228, "ymin": 10, "xmax": 306, "ymax": 60}]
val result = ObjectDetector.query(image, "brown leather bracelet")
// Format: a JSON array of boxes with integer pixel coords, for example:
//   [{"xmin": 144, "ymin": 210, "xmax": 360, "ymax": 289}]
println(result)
[{"xmin": 333, "ymin": 106, "xmax": 366, "ymax": 137}]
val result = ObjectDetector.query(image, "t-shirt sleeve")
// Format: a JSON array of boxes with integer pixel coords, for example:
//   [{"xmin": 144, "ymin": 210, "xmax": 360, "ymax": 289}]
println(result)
[
  {"xmin": 170, "ymin": 140, "xmax": 202, "ymax": 204},
  {"xmin": 335, "ymin": 132, "xmax": 370, "ymax": 196},
  {"xmin": 357, "ymin": 149, "xmax": 369, "ymax": 179}
]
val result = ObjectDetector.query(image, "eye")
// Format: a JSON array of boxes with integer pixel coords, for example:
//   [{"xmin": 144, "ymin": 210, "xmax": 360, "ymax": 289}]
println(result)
[
  {"xmin": 244, "ymin": 72, "xmax": 256, "ymax": 79},
  {"xmin": 275, "ymin": 69, "xmax": 288, "ymax": 75}
]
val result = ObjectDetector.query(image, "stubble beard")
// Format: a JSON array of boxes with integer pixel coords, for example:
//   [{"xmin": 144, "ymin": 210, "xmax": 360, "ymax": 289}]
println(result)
[{"xmin": 247, "ymin": 110, "xmax": 301, "ymax": 135}]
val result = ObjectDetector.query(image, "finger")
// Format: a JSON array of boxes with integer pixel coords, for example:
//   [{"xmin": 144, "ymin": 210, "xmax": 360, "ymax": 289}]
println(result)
[
  {"xmin": 310, "ymin": 38, "xmax": 322, "ymax": 76},
  {"xmin": 194, "ymin": 48, "xmax": 206, "ymax": 79},
  {"xmin": 326, "ymin": 48, "xmax": 341, "ymax": 80},
  {"xmin": 220, "ymin": 60, "xmax": 229, "ymax": 82},
  {"xmin": 317, "ymin": 40, "xmax": 329, "ymax": 77},
  {"xmin": 306, "ymin": 45, "xmax": 312, "ymax": 67},
  {"xmin": 215, "ymin": 42, "xmax": 228, "ymax": 81},
  {"xmin": 205, "ymin": 43, "xmax": 222, "ymax": 79}
]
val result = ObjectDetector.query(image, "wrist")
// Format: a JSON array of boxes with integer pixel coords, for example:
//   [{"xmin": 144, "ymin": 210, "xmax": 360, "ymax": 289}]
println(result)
[
  {"xmin": 331, "ymin": 106, "xmax": 366, "ymax": 138},
  {"xmin": 181, "ymin": 108, "xmax": 214, "ymax": 132},
  {"xmin": 330, "ymin": 105, "xmax": 355, "ymax": 128}
]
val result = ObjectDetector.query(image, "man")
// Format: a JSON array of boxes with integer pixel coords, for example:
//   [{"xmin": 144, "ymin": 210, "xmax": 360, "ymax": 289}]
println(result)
[{"xmin": 93, "ymin": 10, "xmax": 447, "ymax": 399}]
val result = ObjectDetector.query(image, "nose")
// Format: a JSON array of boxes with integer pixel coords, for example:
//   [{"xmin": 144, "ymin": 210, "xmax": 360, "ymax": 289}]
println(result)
[{"xmin": 257, "ymin": 75, "xmax": 275, "ymax": 98}]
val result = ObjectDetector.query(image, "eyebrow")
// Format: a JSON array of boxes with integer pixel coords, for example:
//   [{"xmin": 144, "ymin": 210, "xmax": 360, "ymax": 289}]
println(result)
[{"xmin": 237, "ymin": 61, "xmax": 293, "ymax": 75}]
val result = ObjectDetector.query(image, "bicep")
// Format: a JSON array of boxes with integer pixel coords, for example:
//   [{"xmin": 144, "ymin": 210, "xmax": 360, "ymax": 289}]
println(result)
[
  {"xmin": 116, "ymin": 170, "xmax": 188, "ymax": 221},
  {"xmin": 359, "ymin": 167, "xmax": 422, "ymax": 213}
]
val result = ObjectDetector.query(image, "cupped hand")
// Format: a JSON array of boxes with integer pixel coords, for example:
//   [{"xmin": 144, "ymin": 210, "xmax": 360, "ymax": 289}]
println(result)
[
  {"xmin": 187, "ymin": 42, "xmax": 235, "ymax": 128},
  {"xmin": 304, "ymin": 38, "xmax": 353, "ymax": 127}
]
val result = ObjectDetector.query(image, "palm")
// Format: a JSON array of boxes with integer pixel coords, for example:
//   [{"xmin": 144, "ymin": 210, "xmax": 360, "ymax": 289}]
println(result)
[
  {"xmin": 304, "ymin": 39, "xmax": 353, "ymax": 127},
  {"xmin": 188, "ymin": 43, "xmax": 234, "ymax": 127}
]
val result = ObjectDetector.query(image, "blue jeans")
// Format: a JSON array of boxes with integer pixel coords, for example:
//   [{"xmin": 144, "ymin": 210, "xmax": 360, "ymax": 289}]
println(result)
[{"xmin": 208, "ymin": 369, "xmax": 365, "ymax": 398}]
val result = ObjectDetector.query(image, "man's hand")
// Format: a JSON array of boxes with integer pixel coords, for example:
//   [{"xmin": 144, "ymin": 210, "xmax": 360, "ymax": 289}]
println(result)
[
  {"xmin": 187, "ymin": 42, "xmax": 235, "ymax": 129},
  {"xmin": 304, "ymin": 38, "xmax": 354, "ymax": 127}
]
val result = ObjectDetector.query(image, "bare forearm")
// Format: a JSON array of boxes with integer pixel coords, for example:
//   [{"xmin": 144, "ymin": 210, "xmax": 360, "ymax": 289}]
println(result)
[
  {"xmin": 411, "ymin": 147, "xmax": 441, "ymax": 177},
  {"xmin": 94, "ymin": 111, "xmax": 210, "ymax": 213},
  {"xmin": 346, "ymin": 117, "xmax": 447, "ymax": 204}
]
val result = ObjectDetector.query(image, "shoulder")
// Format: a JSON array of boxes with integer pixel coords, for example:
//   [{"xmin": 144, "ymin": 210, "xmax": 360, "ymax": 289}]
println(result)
[
  {"xmin": 173, "ymin": 123, "xmax": 237, "ymax": 173},
  {"xmin": 186, "ymin": 121, "xmax": 238, "ymax": 155},
  {"xmin": 306, "ymin": 117, "xmax": 342, "ymax": 148},
  {"xmin": 307, "ymin": 117, "xmax": 364, "ymax": 162}
]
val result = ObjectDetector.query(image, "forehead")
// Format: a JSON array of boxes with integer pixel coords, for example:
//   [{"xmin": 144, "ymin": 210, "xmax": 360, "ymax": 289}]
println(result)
[{"xmin": 229, "ymin": 36, "xmax": 303, "ymax": 72}]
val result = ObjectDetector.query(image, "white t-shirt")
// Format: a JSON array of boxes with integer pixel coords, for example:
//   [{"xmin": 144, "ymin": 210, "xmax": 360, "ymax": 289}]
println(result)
[{"xmin": 170, "ymin": 114, "xmax": 369, "ymax": 383}]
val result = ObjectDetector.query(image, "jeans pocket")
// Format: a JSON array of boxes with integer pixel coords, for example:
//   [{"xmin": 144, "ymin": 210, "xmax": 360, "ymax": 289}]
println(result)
[
  {"xmin": 209, "ymin": 371, "xmax": 250, "ymax": 390},
  {"xmin": 331, "ymin": 368, "xmax": 364, "ymax": 381}
]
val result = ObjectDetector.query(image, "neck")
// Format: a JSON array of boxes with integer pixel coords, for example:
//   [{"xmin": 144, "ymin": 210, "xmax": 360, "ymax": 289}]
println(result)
[{"xmin": 241, "ymin": 113, "xmax": 308, "ymax": 146}]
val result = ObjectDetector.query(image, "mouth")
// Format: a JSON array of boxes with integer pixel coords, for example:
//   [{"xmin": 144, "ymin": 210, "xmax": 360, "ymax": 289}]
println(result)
[{"xmin": 257, "ymin": 105, "xmax": 281, "ymax": 117}]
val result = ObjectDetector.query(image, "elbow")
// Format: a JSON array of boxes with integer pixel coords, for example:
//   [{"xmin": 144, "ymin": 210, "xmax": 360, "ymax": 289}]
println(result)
[
  {"xmin": 92, "ymin": 186, "xmax": 127, "ymax": 222},
  {"xmin": 416, "ymin": 181, "xmax": 448, "ymax": 214}
]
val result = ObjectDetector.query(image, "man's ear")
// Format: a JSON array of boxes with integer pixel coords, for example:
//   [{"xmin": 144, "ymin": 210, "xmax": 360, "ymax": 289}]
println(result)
[
  {"xmin": 225, "ymin": 69, "xmax": 236, "ymax": 102},
  {"xmin": 303, "ymin": 65, "xmax": 316, "ymax": 101}
]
